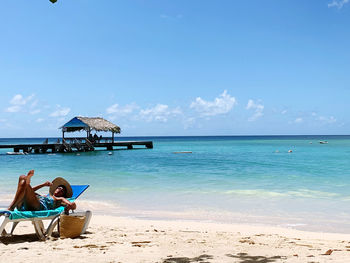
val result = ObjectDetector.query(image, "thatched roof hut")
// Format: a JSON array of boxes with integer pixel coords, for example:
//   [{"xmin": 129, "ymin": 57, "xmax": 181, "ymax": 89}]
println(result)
[{"xmin": 60, "ymin": 117, "xmax": 120, "ymax": 142}]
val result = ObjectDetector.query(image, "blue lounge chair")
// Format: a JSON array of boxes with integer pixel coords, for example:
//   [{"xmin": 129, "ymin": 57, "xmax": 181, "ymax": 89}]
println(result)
[{"xmin": 0, "ymin": 185, "xmax": 91, "ymax": 240}]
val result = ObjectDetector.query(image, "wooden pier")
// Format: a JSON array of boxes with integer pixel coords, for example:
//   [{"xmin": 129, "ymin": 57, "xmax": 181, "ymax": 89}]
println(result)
[
  {"xmin": 0, "ymin": 117, "xmax": 154, "ymax": 154},
  {"xmin": 0, "ymin": 138, "xmax": 153, "ymax": 154}
]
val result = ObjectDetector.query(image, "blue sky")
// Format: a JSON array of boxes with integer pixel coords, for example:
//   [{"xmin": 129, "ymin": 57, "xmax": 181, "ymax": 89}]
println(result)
[{"xmin": 0, "ymin": 0, "xmax": 349, "ymax": 137}]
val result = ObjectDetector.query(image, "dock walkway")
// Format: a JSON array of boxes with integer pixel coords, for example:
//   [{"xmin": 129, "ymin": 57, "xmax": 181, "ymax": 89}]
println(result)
[{"xmin": 0, "ymin": 138, "xmax": 153, "ymax": 154}]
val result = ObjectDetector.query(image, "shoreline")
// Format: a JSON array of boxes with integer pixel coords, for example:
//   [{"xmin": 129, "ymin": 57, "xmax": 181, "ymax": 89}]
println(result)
[
  {"xmin": 2, "ymin": 215, "xmax": 350, "ymax": 262},
  {"xmin": 2, "ymin": 197, "xmax": 350, "ymax": 235},
  {"xmin": 76, "ymin": 199, "xmax": 350, "ymax": 235}
]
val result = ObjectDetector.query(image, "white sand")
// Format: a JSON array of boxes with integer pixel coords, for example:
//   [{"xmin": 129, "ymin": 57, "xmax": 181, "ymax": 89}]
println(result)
[{"xmin": 1, "ymin": 215, "xmax": 350, "ymax": 262}]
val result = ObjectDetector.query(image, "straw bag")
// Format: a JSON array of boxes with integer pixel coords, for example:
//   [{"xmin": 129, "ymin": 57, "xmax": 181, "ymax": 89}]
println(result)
[{"xmin": 59, "ymin": 214, "xmax": 85, "ymax": 239}]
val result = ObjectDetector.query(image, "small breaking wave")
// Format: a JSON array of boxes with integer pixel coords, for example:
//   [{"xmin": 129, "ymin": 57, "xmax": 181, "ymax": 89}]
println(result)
[
  {"xmin": 75, "ymin": 199, "xmax": 121, "ymax": 212},
  {"xmin": 222, "ymin": 188, "xmax": 341, "ymax": 199},
  {"xmin": 223, "ymin": 189, "xmax": 286, "ymax": 197}
]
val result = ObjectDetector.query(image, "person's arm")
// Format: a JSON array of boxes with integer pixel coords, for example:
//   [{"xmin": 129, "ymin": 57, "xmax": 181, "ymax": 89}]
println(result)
[
  {"xmin": 53, "ymin": 196, "xmax": 77, "ymax": 213},
  {"xmin": 32, "ymin": 181, "xmax": 52, "ymax": 192}
]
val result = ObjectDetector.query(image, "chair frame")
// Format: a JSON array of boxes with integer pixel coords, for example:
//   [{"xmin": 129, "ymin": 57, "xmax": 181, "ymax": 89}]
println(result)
[{"xmin": 0, "ymin": 210, "xmax": 92, "ymax": 240}]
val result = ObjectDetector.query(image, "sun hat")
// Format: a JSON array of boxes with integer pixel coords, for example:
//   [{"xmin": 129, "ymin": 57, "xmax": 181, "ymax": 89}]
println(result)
[{"xmin": 49, "ymin": 177, "xmax": 73, "ymax": 198}]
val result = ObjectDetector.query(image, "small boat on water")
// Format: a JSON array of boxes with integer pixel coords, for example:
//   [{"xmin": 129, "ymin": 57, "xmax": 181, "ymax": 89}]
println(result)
[
  {"xmin": 6, "ymin": 152, "xmax": 27, "ymax": 155},
  {"xmin": 319, "ymin": 141, "xmax": 328, "ymax": 144}
]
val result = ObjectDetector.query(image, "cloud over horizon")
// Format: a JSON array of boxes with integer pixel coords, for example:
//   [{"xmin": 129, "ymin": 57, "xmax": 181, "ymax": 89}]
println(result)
[
  {"xmin": 139, "ymin": 104, "xmax": 182, "ymax": 122},
  {"xmin": 106, "ymin": 103, "xmax": 139, "ymax": 118},
  {"xmin": 318, "ymin": 115, "xmax": 337, "ymax": 124},
  {"xmin": 50, "ymin": 106, "xmax": 71, "ymax": 117},
  {"xmin": 246, "ymin": 99, "xmax": 264, "ymax": 121},
  {"xmin": 294, "ymin": 117, "xmax": 303, "ymax": 124},
  {"xmin": 328, "ymin": 0, "xmax": 349, "ymax": 8},
  {"xmin": 190, "ymin": 90, "xmax": 237, "ymax": 117},
  {"xmin": 5, "ymin": 94, "xmax": 35, "ymax": 113}
]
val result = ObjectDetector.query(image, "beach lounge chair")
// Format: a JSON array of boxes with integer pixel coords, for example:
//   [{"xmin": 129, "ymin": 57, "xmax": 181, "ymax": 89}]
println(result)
[{"xmin": 0, "ymin": 185, "xmax": 91, "ymax": 240}]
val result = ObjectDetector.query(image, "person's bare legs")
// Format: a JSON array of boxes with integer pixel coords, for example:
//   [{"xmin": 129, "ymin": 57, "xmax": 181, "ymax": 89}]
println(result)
[
  {"xmin": 22, "ymin": 170, "xmax": 40, "ymax": 210},
  {"xmin": 7, "ymin": 173, "xmax": 29, "ymax": 210},
  {"xmin": 7, "ymin": 170, "xmax": 40, "ymax": 211}
]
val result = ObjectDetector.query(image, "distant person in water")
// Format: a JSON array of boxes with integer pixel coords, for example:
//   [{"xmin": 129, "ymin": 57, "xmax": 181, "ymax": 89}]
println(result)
[{"xmin": 7, "ymin": 170, "xmax": 76, "ymax": 214}]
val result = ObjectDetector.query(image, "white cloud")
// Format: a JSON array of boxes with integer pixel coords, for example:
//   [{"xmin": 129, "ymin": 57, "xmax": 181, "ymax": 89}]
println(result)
[
  {"xmin": 10, "ymin": 94, "xmax": 34, "ymax": 105},
  {"xmin": 5, "ymin": 105, "xmax": 21, "ymax": 113},
  {"xmin": 183, "ymin": 117, "xmax": 195, "ymax": 130},
  {"xmin": 10, "ymin": 95, "xmax": 25, "ymax": 105},
  {"xmin": 139, "ymin": 104, "xmax": 182, "ymax": 122},
  {"xmin": 190, "ymin": 90, "xmax": 237, "ymax": 117},
  {"xmin": 246, "ymin": 99, "xmax": 264, "ymax": 121},
  {"xmin": 328, "ymin": 0, "xmax": 349, "ymax": 8},
  {"xmin": 106, "ymin": 103, "xmax": 139, "ymax": 116},
  {"xmin": 5, "ymin": 94, "xmax": 35, "ymax": 113},
  {"xmin": 312, "ymin": 112, "xmax": 337, "ymax": 124},
  {"xmin": 30, "ymin": 100, "xmax": 39, "ymax": 108},
  {"xmin": 106, "ymin": 102, "xmax": 182, "ymax": 123},
  {"xmin": 50, "ymin": 106, "xmax": 71, "ymax": 117},
  {"xmin": 30, "ymin": 109, "xmax": 41, "ymax": 115},
  {"xmin": 36, "ymin": 118, "xmax": 44, "ymax": 123},
  {"xmin": 318, "ymin": 116, "xmax": 337, "ymax": 124},
  {"xmin": 294, "ymin": 118, "xmax": 303, "ymax": 123},
  {"xmin": 281, "ymin": 110, "xmax": 287, "ymax": 115}
]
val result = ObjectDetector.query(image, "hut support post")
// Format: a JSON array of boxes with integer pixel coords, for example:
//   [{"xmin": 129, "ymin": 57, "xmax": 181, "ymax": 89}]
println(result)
[
  {"xmin": 112, "ymin": 132, "xmax": 114, "ymax": 143},
  {"xmin": 62, "ymin": 131, "xmax": 65, "ymax": 140},
  {"xmin": 88, "ymin": 128, "xmax": 91, "ymax": 140}
]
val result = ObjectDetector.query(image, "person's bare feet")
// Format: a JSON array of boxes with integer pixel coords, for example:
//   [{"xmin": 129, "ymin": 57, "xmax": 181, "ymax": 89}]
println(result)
[
  {"xmin": 26, "ymin": 170, "xmax": 34, "ymax": 185},
  {"xmin": 26, "ymin": 170, "xmax": 34, "ymax": 178},
  {"xmin": 7, "ymin": 203, "xmax": 18, "ymax": 211}
]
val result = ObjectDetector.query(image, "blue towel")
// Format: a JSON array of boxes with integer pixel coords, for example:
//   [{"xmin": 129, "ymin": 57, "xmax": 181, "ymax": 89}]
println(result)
[
  {"xmin": 0, "ymin": 198, "xmax": 76, "ymax": 220},
  {"xmin": 1, "ymin": 206, "xmax": 65, "ymax": 220}
]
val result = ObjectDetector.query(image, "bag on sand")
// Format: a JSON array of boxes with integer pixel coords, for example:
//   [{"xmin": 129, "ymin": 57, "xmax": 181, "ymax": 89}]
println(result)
[{"xmin": 59, "ymin": 214, "xmax": 85, "ymax": 239}]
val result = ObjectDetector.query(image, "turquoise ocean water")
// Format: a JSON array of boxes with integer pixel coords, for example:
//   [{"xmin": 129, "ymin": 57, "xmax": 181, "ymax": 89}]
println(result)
[{"xmin": 1, "ymin": 136, "xmax": 350, "ymax": 233}]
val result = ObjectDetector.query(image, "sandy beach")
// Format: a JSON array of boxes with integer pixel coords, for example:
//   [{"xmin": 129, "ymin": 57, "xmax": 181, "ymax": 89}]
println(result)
[{"xmin": 1, "ymin": 214, "xmax": 350, "ymax": 263}]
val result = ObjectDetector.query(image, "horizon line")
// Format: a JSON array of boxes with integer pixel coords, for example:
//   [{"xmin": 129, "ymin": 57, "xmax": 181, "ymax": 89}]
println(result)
[{"xmin": 0, "ymin": 134, "xmax": 349, "ymax": 139}]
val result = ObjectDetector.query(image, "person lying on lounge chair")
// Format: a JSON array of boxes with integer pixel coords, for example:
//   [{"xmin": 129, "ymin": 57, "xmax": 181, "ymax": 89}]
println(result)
[{"xmin": 7, "ymin": 170, "xmax": 76, "ymax": 214}]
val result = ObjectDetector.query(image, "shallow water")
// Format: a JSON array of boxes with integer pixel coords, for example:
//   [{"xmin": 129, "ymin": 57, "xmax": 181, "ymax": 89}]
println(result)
[{"xmin": 1, "ymin": 136, "xmax": 350, "ymax": 233}]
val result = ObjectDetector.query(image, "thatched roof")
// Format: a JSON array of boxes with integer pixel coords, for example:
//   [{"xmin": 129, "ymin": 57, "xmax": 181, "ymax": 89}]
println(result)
[{"xmin": 61, "ymin": 117, "xmax": 121, "ymax": 133}]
